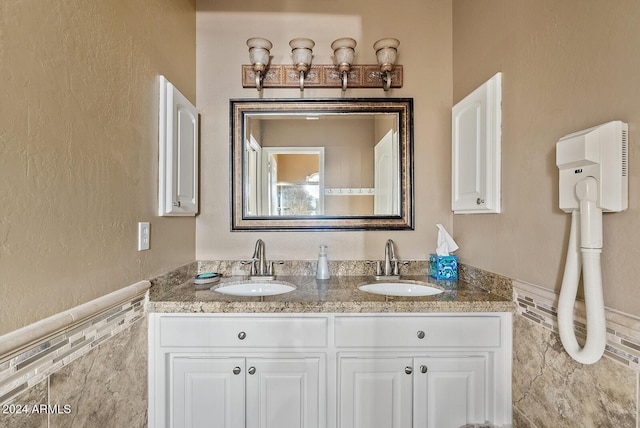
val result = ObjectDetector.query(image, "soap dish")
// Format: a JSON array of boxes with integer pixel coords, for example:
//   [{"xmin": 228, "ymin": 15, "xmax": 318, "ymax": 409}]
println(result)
[{"xmin": 193, "ymin": 273, "xmax": 220, "ymax": 289}]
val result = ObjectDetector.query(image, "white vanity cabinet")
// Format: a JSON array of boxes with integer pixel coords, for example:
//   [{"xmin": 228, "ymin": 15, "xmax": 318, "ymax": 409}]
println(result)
[
  {"xmin": 338, "ymin": 355, "xmax": 487, "ymax": 428},
  {"xmin": 170, "ymin": 356, "xmax": 245, "ymax": 427},
  {"xmin": 149, "ymin": 314, "xmax": 327, "ymax": 428},
  {"xmin": 418, "ymin": 356, "xmax": 488, "ymax": 428},
  {"xmin": 149, "ymin": 312, "xmax": 512, "ymax": 428},
  {"xmin": 334, "ymin": 315, "xmax": 509, "ymax": 428},
  {"xmin": 338, "ymin": 356, "xmax": 414, "ymax": 428},
  {"xmin": 170, "ymin": 355, "xmax": 321, "ymax": 428}
]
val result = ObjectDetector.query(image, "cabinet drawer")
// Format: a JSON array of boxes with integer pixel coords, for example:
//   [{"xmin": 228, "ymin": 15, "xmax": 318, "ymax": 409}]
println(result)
[
  {"xmin": 159, "ymin": 316, "xmax": 328, "ymax": 348},
  {"xmin": 334, "ymin": 316, "xmax": 501, "ymax": 348}
]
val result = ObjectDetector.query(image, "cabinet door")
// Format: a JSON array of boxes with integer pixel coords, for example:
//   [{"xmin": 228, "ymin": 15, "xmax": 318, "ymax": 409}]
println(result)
[
  {"xmin": 413, "ymin": 356, "xmax": 487, "ymax": 428},
  {"xmin": 451, "ymin": 72, "xmax": 501, "ymax": 214},
  {"xmin": 171, "ymin": 356, "xmax": 245, "ymax": 428},
  {"xmin": 159, "ymin": 75, "xmax": 199, "ymax": 216},
  {"xmin": 339, "ymin": 357, "xmax": 413, "ymax": 428},
  {"xmin": 245, "ymin": 357, "xmax": 322, "ymax": 428}
]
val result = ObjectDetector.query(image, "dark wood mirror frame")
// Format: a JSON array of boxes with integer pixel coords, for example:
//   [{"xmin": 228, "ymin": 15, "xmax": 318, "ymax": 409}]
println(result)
[{"xmin": 230, "ymin": 98, "xmax": 414, "ymax": 231}]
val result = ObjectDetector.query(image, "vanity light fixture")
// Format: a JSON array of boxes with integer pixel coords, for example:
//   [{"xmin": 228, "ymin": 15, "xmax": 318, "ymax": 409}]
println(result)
[
  {"xmin": 331, "ymin": 37, "xmax": 357, "ymax": 91},
  {"xmin": 289, "ymin": 37, "xmax": 315, "ymax": 91},
  {"xmin": 374, "ymin": 38, "xmax": 400, "ymax": 91},
  {"xmin": 247, "ymin": 37, "xmax": 273, "ymax": 92},
  {"xmin": 241, "ymin": 37, "xmax": 402, "ymax": 90}
]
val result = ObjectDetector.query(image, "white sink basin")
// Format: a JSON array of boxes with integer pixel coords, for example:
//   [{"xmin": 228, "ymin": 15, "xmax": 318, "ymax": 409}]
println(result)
[
  {"xmin": 358, "ymin": 282, "xmax": 443, "ymax": 297},
  {"xmin": 214, "ymin": 281, "xmax": 295, "ymax": 297}
]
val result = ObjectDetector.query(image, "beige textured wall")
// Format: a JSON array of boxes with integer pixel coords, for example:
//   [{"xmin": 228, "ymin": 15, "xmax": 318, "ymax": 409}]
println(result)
[
  {"xmin": 452, "ymin": 0, "xmax": 640, "ymax": 316},
  {"xmin": 196, "ymin": 0, "xmax": 453, "ymax": 261},
  {"xmin": 0, "ymin": 0, "xmax": 197, "ymax": 335}
]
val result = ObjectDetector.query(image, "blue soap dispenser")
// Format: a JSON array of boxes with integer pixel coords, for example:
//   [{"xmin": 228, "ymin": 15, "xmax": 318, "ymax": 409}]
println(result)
[{"xmin": 316, "ymin": 245, "xmax": 330, "ymax": 280}]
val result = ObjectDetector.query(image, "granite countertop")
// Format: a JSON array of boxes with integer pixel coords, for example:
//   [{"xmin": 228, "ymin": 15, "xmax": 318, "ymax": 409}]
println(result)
[{"xmin": 147, "ymin": 274, "xmax": 514, "ymax": 314}]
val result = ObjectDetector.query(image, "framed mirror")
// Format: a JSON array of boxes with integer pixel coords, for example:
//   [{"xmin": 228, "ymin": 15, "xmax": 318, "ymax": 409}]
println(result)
[{"xmin": 230, "ymin": 98, "xmax": 414, "ymax": 231}]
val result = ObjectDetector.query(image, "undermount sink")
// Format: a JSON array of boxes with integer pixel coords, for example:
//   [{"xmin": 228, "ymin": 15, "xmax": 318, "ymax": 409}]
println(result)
[
  {"xmin": 358, "ymin": 281, "xmax": 443, "ymax": 297},
  {"xmin": 213, "ymin": 281, "xmax": 296, "ymax": 297}
]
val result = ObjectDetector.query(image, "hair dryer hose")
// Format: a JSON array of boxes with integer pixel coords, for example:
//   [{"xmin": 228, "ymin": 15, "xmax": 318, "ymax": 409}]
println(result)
[{"xmin": 557, "ymin": 210, "xmax": 607, "ymax": 364}]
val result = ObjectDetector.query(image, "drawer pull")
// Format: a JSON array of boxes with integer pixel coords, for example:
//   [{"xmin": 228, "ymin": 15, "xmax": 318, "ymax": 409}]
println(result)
[
  {"xmin": 248, "ymin": 366, "xmax": 256, "ymax": 375},
  {"xmin": 420, "ymin": 365, "xmax": 428, "ymax": 374},
  {"xmin": 404, "ymin": 366, "xmax": 413, "ymax": 375},
  {"xmin": 238, "ymin": 331, "xmax": 247, "ymax": 340},
  {"xmin": 417, "ymin": 330, "xmax": 425, "ymax": 339},
  {"xmin": 233, "ymin": 367, "xmax": 241, "ymax": 375}
]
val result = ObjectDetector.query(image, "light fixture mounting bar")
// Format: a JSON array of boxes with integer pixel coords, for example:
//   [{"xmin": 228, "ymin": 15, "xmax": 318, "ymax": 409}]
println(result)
[{"xmin": 242, "ymin": 64, "xmax": 403, "ymax": 89}]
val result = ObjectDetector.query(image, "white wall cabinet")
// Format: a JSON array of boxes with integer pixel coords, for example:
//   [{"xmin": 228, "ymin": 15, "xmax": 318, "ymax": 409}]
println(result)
[
  {"xmin": 149, "ymin": 313, "xmax": 512, "ymax": 428},
  {"xmin": 452, "ymin": 72, "xmax": 502, "ymax": 214},
  {"xmin": 159, "ymin": 75, "xmax": 199, "ymax": 216}
]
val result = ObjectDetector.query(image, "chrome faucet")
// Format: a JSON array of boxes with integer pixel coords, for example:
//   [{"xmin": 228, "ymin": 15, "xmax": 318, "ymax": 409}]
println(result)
[
  {"xmin": 242, "ymin": 239, "xmax": 281, "ymax": 280},
  {"xmin": 384, "ymin": 239, "xmax": 398, "ymax": 278},
  {"xmin": 252, "ymin": 239, "xmax": 267, "ymax": 276},
  {"xmin": 367, "ymin": 239, "xmax": 408, "ymax": 280}
]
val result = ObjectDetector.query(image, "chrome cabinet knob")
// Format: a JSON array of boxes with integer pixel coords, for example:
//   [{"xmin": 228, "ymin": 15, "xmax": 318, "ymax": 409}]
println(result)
[
  {"xmin": 404, "ymin": 366, "xmax": 413, "ymax": 375},
  {"xmin": 417, "ymin": 330, "xmax": 425, "ymax": 339},
  {"xmin": 233, "ymin": 367, "xmax": 241, "ymax": 375},
  {"xmin": 420, "ymin": 365, "xmax": 428, "ymax": 374},
  {"xmin": 238, "ymin": 331, "xmax": 247, "ymax": 340},
  {"xmin": 476, "ymin": 197, "xmax": 484, "ymax": 205},
  {"xmin": 248, "ymin": 366, "xmax": 256, "ymax": 375}
]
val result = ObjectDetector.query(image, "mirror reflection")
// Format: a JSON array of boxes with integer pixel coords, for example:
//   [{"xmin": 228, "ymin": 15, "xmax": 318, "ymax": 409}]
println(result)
[
  {"xmin": 231, "ymin": 99, "xmax": 413, "ymax": 231},
  {"xmin": 245, "ymin": 114, "xmax": 399, "ymax": 217}
]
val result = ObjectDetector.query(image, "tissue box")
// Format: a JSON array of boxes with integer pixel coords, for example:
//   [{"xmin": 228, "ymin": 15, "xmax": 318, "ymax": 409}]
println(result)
[{"xmin": 429, "ymin": 254, "xmax": 458, "ymax": 280}]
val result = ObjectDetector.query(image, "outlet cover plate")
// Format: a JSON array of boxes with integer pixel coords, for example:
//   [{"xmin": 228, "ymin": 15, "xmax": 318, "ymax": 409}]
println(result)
[{"xmin": 138, "ymin": 222, "xmax": 150, "ymax": 251}]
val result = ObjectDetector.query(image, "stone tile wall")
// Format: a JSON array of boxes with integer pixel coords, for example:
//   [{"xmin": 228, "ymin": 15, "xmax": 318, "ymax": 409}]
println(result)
[
  {"xmin": 0, "ymin": 265, "xmax": 193, "ymax": 428},
  {"xmin": 0, "ymin": 317, "xmax": 147, "ymax": 428},
  {"xmin": 0, "ymin": 262, "xmax": 205, "ymax": 427},
  {"xmin": 512, "ymin": 279, "xmax": 639, "ymax": 427}
]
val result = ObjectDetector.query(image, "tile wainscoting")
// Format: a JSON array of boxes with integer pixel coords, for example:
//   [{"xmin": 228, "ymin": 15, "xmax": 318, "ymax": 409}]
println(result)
[
  {"xmin": 511, "ymin": 279, "xmax": 639, "ymax": 428},
  {"xmin": 2, "ymin": 261, "xmax": 638, "ymax": 427},
  {"xmin": 0, "ymin": 296, "xmax": 151, "ymax": 428},
  {"xmin": 0, "ymin": 265, "xmax": 195, "ymax": 428}
]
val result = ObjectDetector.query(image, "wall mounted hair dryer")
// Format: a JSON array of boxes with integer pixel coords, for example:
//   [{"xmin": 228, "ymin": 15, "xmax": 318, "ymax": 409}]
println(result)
[{"xmin": 556, "ymin": 120, "xmax": 628, "ymax": 364}]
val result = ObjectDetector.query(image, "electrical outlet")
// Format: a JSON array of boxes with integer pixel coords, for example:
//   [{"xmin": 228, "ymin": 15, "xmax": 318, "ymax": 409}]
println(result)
[{"xmin": 138, "ymin": 222, "xmax": 150, "ymax": 251}]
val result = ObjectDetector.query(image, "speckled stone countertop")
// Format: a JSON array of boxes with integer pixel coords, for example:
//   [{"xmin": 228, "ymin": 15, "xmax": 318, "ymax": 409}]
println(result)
[{"xmin": 147, "ymin": 261, "xmax": 514, "ymax": 313}]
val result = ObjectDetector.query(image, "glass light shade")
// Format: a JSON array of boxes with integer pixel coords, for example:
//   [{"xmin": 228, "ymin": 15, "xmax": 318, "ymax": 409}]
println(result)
[
  {"xmin": 247, "ymin": 38, "xmax": 272, "ymax": 71},
  {"xmin": 374, "ymin": 38, "xmax": 400, "ymax": 72},
  {"xmin": 331, "ymin": 38, "xmax": 357, "ymax": 71},
  {"xmin": 289, "ymin": 38, "xmax": 315, "ymax": 71}
]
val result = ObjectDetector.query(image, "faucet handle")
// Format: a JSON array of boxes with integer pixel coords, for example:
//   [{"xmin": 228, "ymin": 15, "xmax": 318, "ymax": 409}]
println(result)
[
  {"xmin": 240, "ymin": 259, "xmax": 258, "ymax": 275},
  {"xmin": 366, "ymin": 260, "xmax": 382, "ymax": 276},
  {"xmin": 393, "ymin": 260, "xmax": 410, "ymax": 276},
  {"xmin": 267, "ymin": 260, "xmax": 284, "ymax": 275}
]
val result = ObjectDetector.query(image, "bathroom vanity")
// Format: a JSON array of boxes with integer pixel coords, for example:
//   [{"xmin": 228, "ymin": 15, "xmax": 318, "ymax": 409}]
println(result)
[{"xmin": 148, "ymin": 270, "xmax": 513, "ymax": 428}]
